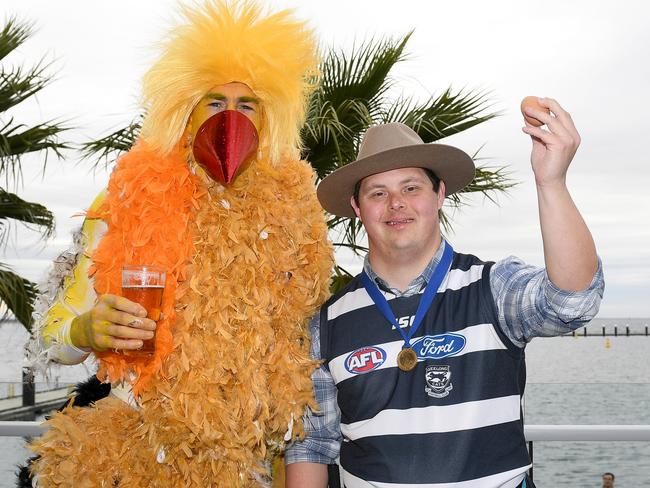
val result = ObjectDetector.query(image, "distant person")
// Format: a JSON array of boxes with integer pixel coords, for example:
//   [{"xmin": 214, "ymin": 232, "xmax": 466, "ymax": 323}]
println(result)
[
  {"xmin": 602, "ymin": 472, "xmax": 615, "ymax": 487},
  {"xmin": 286, "ymin": 99, "xmax": 605, "ymax": 487}
]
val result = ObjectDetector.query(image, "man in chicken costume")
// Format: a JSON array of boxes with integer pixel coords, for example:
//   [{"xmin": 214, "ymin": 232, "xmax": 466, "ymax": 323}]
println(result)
[{"xmin": 28, "ymin": 2, "xmax": 333, "ymax": 486}]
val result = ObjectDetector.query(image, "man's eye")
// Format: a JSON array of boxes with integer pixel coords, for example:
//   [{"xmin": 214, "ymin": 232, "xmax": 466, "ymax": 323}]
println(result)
[
  {"xmin": 372, "ymin": 191, "xmax": 386, "ymax": 198},
  {"xmin": 238, "ymin": 104, "xmax": 255, "ymax": 112},
  {"xmin": 405, "ymin": 186, "xmax": 418, "ymax": 192},
  {"xmin": 208, "ymin": 101, "xmax": 226, "ymax": 110}
]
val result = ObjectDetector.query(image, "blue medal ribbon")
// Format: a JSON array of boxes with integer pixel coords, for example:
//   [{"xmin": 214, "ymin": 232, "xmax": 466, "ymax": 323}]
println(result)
[{"xmin": 361, "ymin": 242, "xmax": 453, "ymax": 350}]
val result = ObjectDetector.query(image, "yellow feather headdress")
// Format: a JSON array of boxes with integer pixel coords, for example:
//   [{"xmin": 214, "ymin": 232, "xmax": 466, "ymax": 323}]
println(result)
[{"xmin": 140, "ymin": 0, "xmax": 319, "ymax": 163}]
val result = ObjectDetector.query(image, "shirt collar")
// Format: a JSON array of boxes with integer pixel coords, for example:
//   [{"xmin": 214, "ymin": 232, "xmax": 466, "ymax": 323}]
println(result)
[{"xmin": 363, "ymin": 239, "xmax": 448, "ymax": 297}]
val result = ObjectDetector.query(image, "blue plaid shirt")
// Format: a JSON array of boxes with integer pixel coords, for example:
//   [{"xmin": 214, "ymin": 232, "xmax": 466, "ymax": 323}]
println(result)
[{"xmin": 285, "ymin": 240, "xmax": 605, "ymax": 464}]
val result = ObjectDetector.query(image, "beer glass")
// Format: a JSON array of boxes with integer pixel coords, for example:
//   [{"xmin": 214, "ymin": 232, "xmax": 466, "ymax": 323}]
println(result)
[{"xmin": 121, "ymin": 265, "xmax": 165, "ymax": 355}]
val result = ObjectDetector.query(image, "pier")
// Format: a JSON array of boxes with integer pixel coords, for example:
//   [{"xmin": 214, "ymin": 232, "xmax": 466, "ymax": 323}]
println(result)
[
  {"xmin": 569, "ymin": 324, "xmax": 649, "ymax": 337},
  {"xmin": 0, "ymin": 386, "xmax": 70, "ymax": 421}
]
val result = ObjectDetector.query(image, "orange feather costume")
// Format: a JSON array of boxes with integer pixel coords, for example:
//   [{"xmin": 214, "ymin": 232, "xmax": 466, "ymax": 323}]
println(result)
[{"xmin": 29, "ymin": 2, "xmax": 333, "ymax": 486}]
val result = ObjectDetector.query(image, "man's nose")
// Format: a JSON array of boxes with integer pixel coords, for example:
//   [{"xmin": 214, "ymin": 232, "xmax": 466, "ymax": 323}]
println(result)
[{"xmin": 388, "ymin": 193, "xmax": 405, "ymax": 210}]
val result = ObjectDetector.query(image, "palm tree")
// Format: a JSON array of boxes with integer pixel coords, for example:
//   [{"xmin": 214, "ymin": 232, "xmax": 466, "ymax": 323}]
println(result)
[
  {"xmin": 81, "ymin": 33, "xmax": 514, "ymax": 289},
  {"xmin": 0, "ymin": 17, "xmax": 68, "ymax": 329}
]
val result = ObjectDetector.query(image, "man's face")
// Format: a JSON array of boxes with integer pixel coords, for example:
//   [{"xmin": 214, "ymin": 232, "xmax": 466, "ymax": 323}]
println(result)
[
  {"xmin": 602, "ymin": 474, "xmax": 614, "ymax": 487},
  {"xmin": 189, "ymin": 81, "xmax": 261, "ymax": 140},
  {"xmin": 350, "ymin": 167, "xmax": 445, "ymax": 259}
]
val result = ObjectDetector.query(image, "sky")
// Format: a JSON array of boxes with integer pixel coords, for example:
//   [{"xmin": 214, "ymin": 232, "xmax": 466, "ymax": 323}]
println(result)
[{"xmin": 2, "ymin": 0, "xmax": 649, "ymax": 317}]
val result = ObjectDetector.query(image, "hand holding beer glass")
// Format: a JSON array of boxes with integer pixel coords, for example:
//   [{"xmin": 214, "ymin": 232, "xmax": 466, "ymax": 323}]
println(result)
[
  {"xmin": 68, "ymin": 267, "xmax": 163, "ymax": 353},
  {"xmin": 121, "ymin": 265, "xmax": 166, "ymax": 355}
]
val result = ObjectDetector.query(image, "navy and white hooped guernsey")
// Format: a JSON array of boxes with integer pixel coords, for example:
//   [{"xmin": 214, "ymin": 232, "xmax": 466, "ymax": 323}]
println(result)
[{"xmin": 320, "ymin": 251, "xmax": 531, "ymax": 487}]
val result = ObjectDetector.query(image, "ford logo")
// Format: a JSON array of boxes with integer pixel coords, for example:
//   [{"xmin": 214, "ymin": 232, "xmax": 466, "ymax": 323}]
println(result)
[
  {"xmin": 412, "ymin": 333, "xmax": 466, "ymax": 360},
  {"xmin": 345, "ymin": 346, "xmax": 387, "ymax": 374}
]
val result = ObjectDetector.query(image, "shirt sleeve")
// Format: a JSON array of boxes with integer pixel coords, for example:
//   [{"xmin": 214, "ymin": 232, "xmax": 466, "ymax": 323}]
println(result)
[
  {"xmin": 490, "ymin": 255, "xmax": 605, "ymax": 347},
  {"xmin": 37, "ymin": 191, "xmax": 108, "ymax": 364},
  {"xmin": 285, "ymin": 312, "xmax": 342, "ymax": 465}
]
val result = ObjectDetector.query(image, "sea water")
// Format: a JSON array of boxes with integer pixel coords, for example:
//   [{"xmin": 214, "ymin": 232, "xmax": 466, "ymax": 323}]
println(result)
[{"xmin": 1, "ymin": 318, "xmax": 649, "ymax": 486}]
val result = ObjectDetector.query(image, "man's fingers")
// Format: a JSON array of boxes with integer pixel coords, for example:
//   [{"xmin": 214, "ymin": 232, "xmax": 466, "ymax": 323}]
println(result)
[
  {"xmin": 89, "ymin": 316, "xmax": 154, "ymax": 352},
  {"xmin": 100, "ymin": 336, "xmax": 144, "ymax": 351},
  {"xmin": 111, "ymin": 338, "xmax": 145, "ymax": 350},
  {"xmin": 106, "ymin": 324, "xmax": 154, "ymax": 341},
  {"xmin": 522, "ymin": 125, "xmax": 556, "ymax": 145},
  {"xmin": 104, "ymin": 308, "xmax": 156, "ymax": 330},
  {"xmin": 539, "ymin": 97, "xmax": 566, "ymax": 117},
  {"xmin": 100, "ymin": 294, "xmax": 147, "ymax": 317},
  {"xmin": 537, "ymin": 97, "xmax": 581, "ymax": 141},
  {"xmin": 88, "ymin": 294, "xmax": 160, "ymax": 352},
  {"xmin": 523, "ymin": 104, "xmax": 570, "ymax": 138}
]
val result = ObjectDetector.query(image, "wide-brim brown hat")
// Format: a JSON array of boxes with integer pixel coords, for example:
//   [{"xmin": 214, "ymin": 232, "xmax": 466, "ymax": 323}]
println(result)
[{"xmin": 317, "ymin": 122, "xmax": 475, "ymax": 218}]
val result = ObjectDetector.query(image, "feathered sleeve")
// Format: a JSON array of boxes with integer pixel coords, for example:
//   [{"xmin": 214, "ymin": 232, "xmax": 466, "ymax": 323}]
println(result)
[{"xmin": 27, "ymin": 190, "xmax": 108, "ymax": 369}]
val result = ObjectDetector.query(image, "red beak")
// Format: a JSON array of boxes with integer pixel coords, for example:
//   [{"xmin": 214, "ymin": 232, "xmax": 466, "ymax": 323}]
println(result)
[{"xmin": 192, "ymin": 110, "xmax": 259, "ymax": 184}]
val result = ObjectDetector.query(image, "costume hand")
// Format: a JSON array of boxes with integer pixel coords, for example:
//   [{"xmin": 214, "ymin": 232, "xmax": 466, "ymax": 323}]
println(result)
[
  {"xmin": 69, "ymin": 294, "xmax": 156, "ymax": 352},
  {"xmin": 521, "ymin": 97, "xmax": 581, "ymax": 187}
]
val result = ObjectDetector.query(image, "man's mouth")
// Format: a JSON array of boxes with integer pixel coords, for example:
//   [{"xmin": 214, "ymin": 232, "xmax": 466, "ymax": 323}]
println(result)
[{"xmin": 385, "ymin": 218, "xmax": 414, "ymax": 226}]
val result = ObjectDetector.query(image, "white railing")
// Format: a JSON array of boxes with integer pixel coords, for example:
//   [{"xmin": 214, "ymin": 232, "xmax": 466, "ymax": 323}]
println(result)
[
  {"xmin": 0, "ymin": 421, "xmax": 46, "ymax": 437},
  {"xmin": 2, "ymin": 422, "xmax": 650, "ymax": 440},
  {"xmin": 525, "ymin": 424, "xmax": 650, "ymax": 441}
]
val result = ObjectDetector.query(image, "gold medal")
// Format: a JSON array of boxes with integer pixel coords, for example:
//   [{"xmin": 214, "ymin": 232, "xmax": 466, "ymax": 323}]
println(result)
[{"xmin": 397, "ymin": 348, "xmax": 418, "ymax": 372}]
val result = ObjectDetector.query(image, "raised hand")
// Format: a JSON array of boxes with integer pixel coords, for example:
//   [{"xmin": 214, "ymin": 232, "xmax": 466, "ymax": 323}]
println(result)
[{"xmin": 521, "ymin": 97, "xmax": 581, "ymax": 188}]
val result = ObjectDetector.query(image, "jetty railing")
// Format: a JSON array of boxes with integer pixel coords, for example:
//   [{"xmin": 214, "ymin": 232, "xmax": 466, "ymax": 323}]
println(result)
[
  {"xmin": 3, "ymin": 421, "xmax": 649, "ymax": 440},
  {"xmin": 570, "ymin": 325, "xmax": 649, "ymax": 337},
  {"xmin": 4, "ymin": 422, "xmax": 649, "ymax": 438}
]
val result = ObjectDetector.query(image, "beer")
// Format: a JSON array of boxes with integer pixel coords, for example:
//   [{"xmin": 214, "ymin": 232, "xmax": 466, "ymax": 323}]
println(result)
[
  {"xmin": 122, "ymin": 285, "xmax": 164, "ymax": 354},
  {"xmin": 121, "ymin": 265, "xmax": 166, "ymax": 356}
]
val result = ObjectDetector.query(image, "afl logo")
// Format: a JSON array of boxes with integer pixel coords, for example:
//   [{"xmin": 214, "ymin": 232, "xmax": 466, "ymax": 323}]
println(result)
[{"xmin": 345, "ymin": 346, "xmax": 387, "ymax": 374}]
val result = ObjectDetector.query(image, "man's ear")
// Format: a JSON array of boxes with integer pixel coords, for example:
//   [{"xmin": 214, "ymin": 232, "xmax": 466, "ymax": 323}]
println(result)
[
  {"xmin": 437, "ymin": 181, "xmax": 446, "ymax": 209},
  {"xmin": 350, "ymin": 196, "xmax": 362, "ymax": 221}
]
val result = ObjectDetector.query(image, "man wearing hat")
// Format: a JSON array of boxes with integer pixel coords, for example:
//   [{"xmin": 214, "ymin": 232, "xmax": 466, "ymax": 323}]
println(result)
[{"xmin": 285, "ymin": 98, "xmax": 604, "ymax": 487}]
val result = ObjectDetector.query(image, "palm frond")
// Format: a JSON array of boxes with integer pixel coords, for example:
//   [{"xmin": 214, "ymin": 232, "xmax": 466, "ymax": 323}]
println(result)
[
  {"xmin": 0, "ymin": 17, "xmax": 32, "ymax": 63},
  {"xmin": 80, "ymin": 118, "xmax": 141, "ymax": 170},
  {"xmin": 386, "ymin": 87, "xmax": 501, "ymax": 141},
  {"xmin": 460, "ymin": 164, "xmax": 516, "ymax": 203},
  {"xmin": 327, "ymin": 214, "xmax": 367, "ymax": 255},
  {"xmin": 302, "ymin": 33, "xmax": 413, "ymax": 177},
  {"xmin": 0, "ymin": 188, "xmax": 54, "ymax": 244},
  {"xmin": 0, "ymin": 118, "xmax": 69, "ymax": 184},
  {"xmin": 322, "ymin": 32, "xmax": 412, "ymax": 112},
  {"xmin": 330, "ymin": 264, "xmax": 355, "ymax": 293},
  {"xmin": 0, "ymin": 263, "xmax": 37, "ymax": 329},
  {"xmin": 302, "ymin": 97, "xmax": 370, "ymax": 178},
  {"xmin": 0, "ymin": 60, "xmax": 51, "ymax": 113}
]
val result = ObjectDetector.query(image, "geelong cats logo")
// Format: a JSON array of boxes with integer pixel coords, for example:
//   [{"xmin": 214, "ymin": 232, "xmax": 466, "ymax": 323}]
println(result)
[{"xmin": 425, "ymin": 365, "xmax": 453, "ymax": 398}]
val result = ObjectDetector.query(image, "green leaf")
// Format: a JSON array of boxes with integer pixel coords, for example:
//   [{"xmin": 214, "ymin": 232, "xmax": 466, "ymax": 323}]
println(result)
[
  {"xmin": 79, "ymin": 118, "xmax": 141, "ymax": 170},
  {"xmin": 385, "ymin": 88, "xmax": 501, "ymax": 141},
  {"xmin": 0, "ymin": 17, "xmax": 32, "ymax": 63},
  {"xmin": 302, "ymin": 33, "xmax": 412, "ymax": 178},
  {"xmin": 0, "ymin": 188, "xmax": 54, "ymax": 243},
  {"xmin": 0, "ymin": 118, "xmax": 69, "ymax": 184},
  {"xmin": 330, "ymin": 265, "xmax": 355, "ymax": 294},
  {"xmin": 0, "ymin": 61, "xmax": 51, "ymax": 113},
  {"xmin": 0, "ymin": 264, "xmax": 37, "ymax": 329}
]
